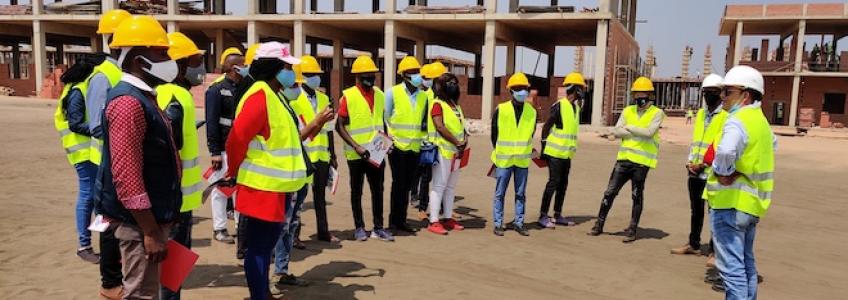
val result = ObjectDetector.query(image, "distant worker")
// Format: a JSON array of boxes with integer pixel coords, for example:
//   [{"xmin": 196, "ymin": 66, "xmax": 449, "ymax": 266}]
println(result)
[
  {"xmin": 411, "ymin": 61, "xmax": 447, "ymax": 219},
  {"xmin": 212, "ymin": 47, "xmax": 243, "ymax": 84},
  {"xmin": 537, "ymin": 72, "xmax": 585, "ymax": 229},
  {"xmin": 335, "ymin": 55, "xmax": 394, "ymax": 242},
  {"xmin": 588, "ymin": 76, "xmax": 665, "ymax": 243},
  {"xmin": 686, "ymin": 107, "xmax": 695, "ymax": 125},
  {"xmin": 706, "ymin": 65, "xmax": 775, "ymax": 300},
  {"xmin": 490, "ymin": 72, "xmax": 536, "ymax": 237}
]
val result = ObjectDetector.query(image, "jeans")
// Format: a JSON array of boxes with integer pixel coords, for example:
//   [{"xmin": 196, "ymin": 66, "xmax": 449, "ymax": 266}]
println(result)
[
  {"xmin": 347, "ymin": 159, "xmax": 385, "ymax": 229},
  {"xmin": 274, "ymin": 189, "xmax": 306, "ymax": 275},
  {"xmin": 243, "ymin": 216, "xmax": 284, "ymax": 300},
  {"xmin": 389, "ymin": 149, "xmax": 419, "ymax": 227},
  {"xmin": 412, "ymin": 161, "xmax": 432, "ymax": 212},
  {"xmin": 687, "ymin": 177, "xmax": 708, "ymax": 250},
  {"xmin": 540, "ymin": 157, "xmax": 571, "ymax": 216},
  {"xmin": 492, "ymin": 167, "xmax": 528, "ymax": 228},
  {"xmin": 100, "ymin": 224, "xmax": 123, "ymax": 289},
  {"xmin": 428, "ymin": 157, "xmax": 461, "ymax": 223},
  {"xmin": 711, "ymin": 209, "xmax": 759, "ymax": 300},
  {"xmin": 161, "ymin": 211, "xmax": 193, "ymax": 300},
  {"xmin": 311, "ymin": 161, "xmax": 332, "ymax": 240},
  {"xmin": 596, "ymin": 160, "xmax": 650, "ymax": 229},
  {"xmin": 74, "ymin": 161, "xmax": 98, "ymax": 248}
]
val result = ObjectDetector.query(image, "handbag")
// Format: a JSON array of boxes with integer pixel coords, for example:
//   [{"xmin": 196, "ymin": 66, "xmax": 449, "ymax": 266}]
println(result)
[{"xmin": 419, "ymin": 141, "xmax": 437, "ymax": 166}]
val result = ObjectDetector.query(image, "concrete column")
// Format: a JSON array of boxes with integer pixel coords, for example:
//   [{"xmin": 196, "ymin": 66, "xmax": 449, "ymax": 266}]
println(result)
[
  {"xmin": 101, "ymin": 0, "xmax": 118, "ymax": 11},
  {"xmin": 247, "ymin": 0, "xmax": 258, "ymax": 14},
  {"xmin": 293, "ymin": 0, "xmax": 304, "ymax": 14},
  {"xmin": 32, "ymin": 0, "xmax": 42, "ymax": 15},
  {"xmin": 732, "ymin": 21, "xmax": 744, "ymax": 66},
  {"xmin": 485, "ymin": 0, "xmax": 497, "ymax": 14},
  {"xmin": 591, "ymin": 20, "xmax": 608, "ymax": 126},
  {"xmin": 481, "ymin": 20, "xmax": 496, "ymax": 122},
  {"xmin": 167, "ymin": 21, "xmax": 178, "ymax": 33},
  {"xmin": 90, "ymin": 35, "xmax": 102, "ymax": 53},
  {"xmin": 215, "ymin": 29, "xmax": 224, "ymax": 71},
  {"xmin": 247, "ymin": 21, "xmax": 259, "ymax": 46},
  {"xmin": 415, "ymin": 40, "xmax": 425, "ymax": 63},
  {"xmin": 789, "ymin": 20, "xmax": 806, "ymax": 127},
  {"xmin": 334, "ymin": 0, "xmax": 344, "ymax": 12},
  {"xmin": 332, "ymin": 39, "xmax": 343, "ymax": 99},
  {"xmin": 33, "ymin": 20, "xmax": 47, "ymax": 95},
  {"xmin": 505, "ymin": 42, "xmax": 516, "ymax": 74},
  {"xmin": 386, "ymin": 0, "xmax": 396, "ymax": 14},
  {"xmin": 383, "ymin": 20, "xmax": 397, "ymax": 90},
  {"xmin": 293, "ymin": 21, "xmax": 304, "ymax": 57},
  {"xmin": 793, "ymin": 20, "xmax": 806, "ymax": 72},
  {"xmin": 167, "ymin": 0, "xmax": 178, "ymax": 15},
  {"xmin": 598, "ymin": 0, "xmax": 611, "ymax": 13}
]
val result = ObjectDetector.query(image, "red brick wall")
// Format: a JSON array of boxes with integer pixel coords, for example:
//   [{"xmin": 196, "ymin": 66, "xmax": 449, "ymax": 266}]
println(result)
[
  {"xmin": 760, "ymin": 76, "xmax": 794, "ymax": 125},
  {"xmin": 762, "ymin": 76, "xmax": 848, "ymax": 126},
  {"xmin": 766, "ymin": 4, "xmax": 802, "ymax": 16},
  {"xmin": 0, "ymin": 64, "xmax": 36, "ymax": 96},
  {"xmin": 807, "ymin": 3, "xmax": 844, "ymax": 16}
]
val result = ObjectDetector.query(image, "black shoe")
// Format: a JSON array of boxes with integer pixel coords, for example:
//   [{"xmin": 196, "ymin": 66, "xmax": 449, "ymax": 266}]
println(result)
[
  {"xmin": 293, "ymin": 238, "xmax": 306, "ymax": 250},
  {"xmin": 276, "ymin": 273, "xmax": 309, "ymax": 287},
  {"xmin": 622, "ymin": 228, "xmax": 638, "ymax": 243},
  {"xmin": 493, "ymin": 226, "xmax": 505, "ymax": 236},
  {"xmin": 588, "ymin": 221, "xmax": 604, "ymax": 236},
  {"xmin": 390, "ymin": 223, "xmax": 418, "ymax": 233},
  {"xmin": 76, "ymin": 247, "xmax": 100, "ymax": 264},
  {"xmin": 711, "ymin": 281, "xmax": 725, "ymax": 293},
  {"xmin": 514, "ymin": 225, "xmax": 530, "ymax": 236}
]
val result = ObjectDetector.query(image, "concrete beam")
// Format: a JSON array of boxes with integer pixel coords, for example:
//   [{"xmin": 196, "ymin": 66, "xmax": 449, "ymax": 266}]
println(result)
[
  {"xmin": 384, "ymin": 20, "xmax": 397, "ymax": 90},
  {"xmin": 167, "ymin": 0, "xmax": 178, "ymax": 15},
  {"xmin": 254, "ymin": 21, "xmax": 293, "ymax": 40},
  {"xmin": 33, "ymin": 20, "xmax": 47, "ymax": 95},
  {"xmin": 302, "ymin": 22, "xmax": 380, "ymax": 51},
  {"xmin": 591, "ymin": 20, "xmax": 608, "ymax": 126},
  {"xmin": 732, "ymin": 21, "xmax": 744, "ymax": 66},
  {"xmin": 481, "ymin": 20, "xmax": 496, "ymax": 122},
  {"xmin": 789, "ymin": 20, "xmax": 806, "ymax": 127},
  {"xmin": 394, "ymin": 22, "xmax": 478, "ymax": 54},
  {"xmin": 0, "ymin": 24, "xmax": 31, "ymax": 37},
  {"xmin": 41, "ymin": 22, "xmax": 95, "ymax": 38},
  {"xmin": 293, "ymin": 20, "xmax": 304, "ymax": 56}
]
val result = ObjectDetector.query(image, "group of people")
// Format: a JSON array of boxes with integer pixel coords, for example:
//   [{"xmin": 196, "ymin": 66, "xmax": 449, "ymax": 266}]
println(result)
[{"xmin": 54, "ymin": 9, "xmax": 774, "ymax": 300}]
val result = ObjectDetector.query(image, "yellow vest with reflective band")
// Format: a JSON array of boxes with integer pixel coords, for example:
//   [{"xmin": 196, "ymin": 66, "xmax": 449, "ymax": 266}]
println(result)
[
  {"xmin": 235, "ymin": 81, "xmax": 309, "ymax": 192},
  {"xmin": 342, "ymin": 86, "xmax": 385, "ymax": 160},
  {"xmin": 705, "ymin": 106, "xmax": 774, "ymax": 218},
  {"xmin": 491, "ymin": 101, "xmax": 536, "ymax": 168},
  {"xmin": 54, "ymin": 84, "xmax": 95, "ymax": 165},
  {"xmin": 427, "ymin": 98, "xmax": 466, "ymax": 159},
  {"xmin": 388, "ymin": 84, "xmax": 428, "ymax": 152},
  {"xmin": 689, "ymin": 108, "xmax": 729, "ymax": 175},
  {"xmin": 291, "ymin": 90, "xmax": 332, "ymax": 163},
  {"xmin": 543, "ymin": 98, "xmax": 579, "ymax": 159},
  {"xmin": 81, "ymin": 60, "xmax": 122, "ymax": 165},
  {"xmin": 156, "ymin": 83, "xmax": 202, "ymax": 212},
  {"xmin": 212, "ymin": 74, "xmax": 226, "ymax": 84},
  {"xmin": 616, "ymin": 105, "xmax": 662, "ymax": 168}
]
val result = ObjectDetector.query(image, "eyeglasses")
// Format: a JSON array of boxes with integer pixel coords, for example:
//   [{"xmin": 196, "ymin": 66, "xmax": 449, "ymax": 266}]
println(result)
[{"xmin": 721, "ymin": 86, "xmax": 743, "ymax": 96}]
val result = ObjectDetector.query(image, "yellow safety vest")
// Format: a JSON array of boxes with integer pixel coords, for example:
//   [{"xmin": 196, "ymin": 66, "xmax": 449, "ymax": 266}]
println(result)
[
  {"xmin": 689, "ymin": 108, "xmax": 729, "ymax": 175},
  {"xmin": 212, "ymin": 74, "xmax": 226, "ymax": 84},
  {"xmin": 54, "ymin": 84, "xmax": 94, "ymax": 165},
  {"xmin": 491, "ymin": 101, "xmax": 536, "ymax": 168},
  {"xmin": 388, "ymin": 84, "xmax": 428, "ymax": 152},
  {"xmin": 705, "ymin": 106, "xmax": 775, "ymax": 218},
  {"xmin": 80, "ymin": 60, "xmax": 122, "ymax": 165},
  {"xmin": 543, "ymin": 98, "xmax": 579, "ymax": 159},
  {"xmin": 616, "ymin": 105, "xmax": 662, "ymax": 168},
  {"xmin": 156, "ymin": 83, "xmax": 202, "ymax": 212},
  {"xmin": 291, "ymin": 90, "xmax": 332, "ymax": 163},
  {"xmin": 427, "ymin": 98, "xmax": 466, "ymax": 159},
  {"xmin": 342, "ymin": 86, "xmax": 385, "ymax": 160},
  {"xmin": 235, "ymin": 81, "xmax": 309, "ymax": 192}
]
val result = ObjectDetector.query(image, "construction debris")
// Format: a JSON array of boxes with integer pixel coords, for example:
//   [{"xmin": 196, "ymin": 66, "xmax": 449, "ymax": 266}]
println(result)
[
  {"xmin": 0, "ymin": 5, "xmax": 31, "ymax": 15},
  {"xmin": 120, "ymin": 0, "xmax": 207, "ymax": 15},
  {"xmin": 404, "ymin": 5, "xmax": 485, "ymax": 14},
  {"xmin": 517, "ymin": 6, "xmax": 575, "ymax": 13},
  {"xmin": 0, "ymin": 86, "xmax": 14, "ymax": 97},
  {"xmin": 44, "ymin": 1, "xmax": 101, "ymax": 15}
]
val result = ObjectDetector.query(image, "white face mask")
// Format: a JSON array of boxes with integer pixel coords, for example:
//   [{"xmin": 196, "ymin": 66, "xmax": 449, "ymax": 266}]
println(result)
[{"xmin": 138, "ymin": 56, "xmax": 178, "ymax": 83}]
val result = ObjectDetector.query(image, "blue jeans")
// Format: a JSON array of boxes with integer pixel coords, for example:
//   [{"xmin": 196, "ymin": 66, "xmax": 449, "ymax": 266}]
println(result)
[
  {"xmin": 274, "ymin": 187, "xmax": 307, "ymax": 275},
  {"xmin": 74, "ymin": 161, "xmax": 98, "ymax": 248},
  {"xmin": 492, "ymin": 167, "xmax": 528, "ymax": 228},
  {"xmin": 244, "ymin": 216, "xmax": 283, "ymax": 300},
  {"xmin": 711, "ymin": 208, "xmax": 759, "ymax": 300}
]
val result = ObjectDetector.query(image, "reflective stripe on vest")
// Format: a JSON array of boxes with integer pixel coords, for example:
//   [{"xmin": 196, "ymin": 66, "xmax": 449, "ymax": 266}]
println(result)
[
  {"xmin": 156, "ymin": 83, "xmax": 203, "ymax": 212},
  {"xmin": 342, "ymin": 86, "xmax": 385, "ymax": 160},
  {"xmin": 689, "ymin": 108, "xmax": 729, "ymax": 175},
  {"xmin": 388, "ymin": 84, "xmax": 427, "ymax": 152},
  {"xmin": 616, "ymin": 105, "xmax": 662, "ymax": 168},
  {"xmin": 490, "ymin": 101, "xmax": 536, "ymax": 168},
  {"xmin": 291, "ymin": 90, "xmax": 332, "ymax": 163},
  {"xmin": 426, "ymin": 98, "xmax": 466, "ymax": 159},
  {"xmin": 543, "ymin": 98, "xmax": 579, "ymax": 159},
  {"xmin": 53, "ymin": 84, "xmax": 95, "ymax": 166}
]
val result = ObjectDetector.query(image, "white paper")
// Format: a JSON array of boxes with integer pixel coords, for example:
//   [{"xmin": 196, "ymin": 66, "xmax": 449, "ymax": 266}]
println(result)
[
  {"xmin": 365, "ymin": 132, "xmax": 392, "ymax": 167},
  {"xmin": 88, "ymin": 214, "xmax": 110, "ymax": 233},
  {"xmin": 328, "ymin": 166, "xmax": 340, "ymax": 195},
  {"xmin": 206, "ymin": 153, "xmax": 228, "ymax": 183}
]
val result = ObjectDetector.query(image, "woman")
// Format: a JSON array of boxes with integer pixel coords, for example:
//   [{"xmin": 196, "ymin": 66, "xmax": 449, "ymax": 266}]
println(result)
[{"xmin": 425, "ymin": 73, "xmax": 468, "ymax": 235}]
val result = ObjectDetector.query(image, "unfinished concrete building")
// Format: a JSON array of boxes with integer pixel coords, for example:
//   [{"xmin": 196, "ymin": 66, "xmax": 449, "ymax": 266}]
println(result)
[{"xmin": 0, "ymin": 0, "xmax": 641, "ymax": 126}]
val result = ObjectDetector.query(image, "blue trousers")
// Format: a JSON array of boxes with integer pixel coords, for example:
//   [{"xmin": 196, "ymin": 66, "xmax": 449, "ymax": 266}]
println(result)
[
  {"xmin": 711, "ymin": 208, "xmax": 759, "ymax": 300},
  {"xmin": 74, "ymin": 161, "xmax": 98, "ymax": 248},
  {"xmin": 492, "ymin": 167, "xmax": 528, "ymax": 227},
  {"xmin": 274, "ymin": 186, "xmax": 307, "ymax": 275},
  {"xmin": 243, "ymin": 216, "xmax": 283, "ymax": 300}
]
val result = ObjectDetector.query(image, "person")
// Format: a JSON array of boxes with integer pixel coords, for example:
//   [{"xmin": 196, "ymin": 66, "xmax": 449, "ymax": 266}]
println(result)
[
  {"xmin": 211, "ymin": 47, "xmax": 243, "ymax": 84},
  {"xmin": 225, "ymin": 42, "xmax": 310, "ymax": 300},
  {"xmin": 155, "ymin": 31, "xmax": 206, "ymax": 300},
  {"xmin": 385, "ymin": 56, "xmax": 428, "ymax": 233},
  {"xmin": 490, "ymin": 72, "xmax": 536, "ymax": 237},
  {"xmin": 94, "ymin": 15, "xmax": 182, "ymax": 299},
  {"xmin": 411, "ymin": 61, "xmax": 447, "ymax": 220},
  {"xmin": 537, "ymin": 72, "xmax": 585, "ymax": 229},
  {"xmin": 424, "ymin": 72, "xmax": 467, "ymax": 235},
  {"xmin": 671, "ymin": 74, "xmax": 728, "ymax": 257},
  {"xmin": 231, "ymin": 43, "xmax": 260, "ymax": 260},
  {"xmin": 706, "ymin": 65, "xmax": 775, "ymax": 300},
  {"xmin": 206, "ymin": 46, "xmax": 246, "ymax": 245},
  {"xmin": 335, "ymin": 55, "xmax": 394, "ymax": 242},
  {"xmin": 588, "ymin": 76, "xmax": 665, "ymax": 243},
  {"xmin": 686, "ymin": 107, "xmax": 695, "ymax": 125},
  {"xmin": 54, "ymin": 56, "xmax": 100, "ymax": 264}
]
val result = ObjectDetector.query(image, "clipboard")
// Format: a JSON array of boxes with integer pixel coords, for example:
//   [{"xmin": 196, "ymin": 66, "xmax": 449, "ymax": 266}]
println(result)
[{"xmin": 160, "ymin": 240, "xmax": 199, "ymax": 292}]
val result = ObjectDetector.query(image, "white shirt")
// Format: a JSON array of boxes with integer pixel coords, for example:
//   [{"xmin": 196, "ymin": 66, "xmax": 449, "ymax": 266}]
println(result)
[
  {"xmin": 121, "ymin": 73, "xmax": 155, "ymax": 94},
  {"xmin": 712, "ymin": 101, "xmax": 777, "ymax": 176}
]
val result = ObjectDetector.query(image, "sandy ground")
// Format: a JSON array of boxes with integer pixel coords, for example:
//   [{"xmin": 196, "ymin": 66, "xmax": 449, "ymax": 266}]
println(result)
[{"xmin": 0, "ymin": 96, "xmax": 846, "ymax": 300}]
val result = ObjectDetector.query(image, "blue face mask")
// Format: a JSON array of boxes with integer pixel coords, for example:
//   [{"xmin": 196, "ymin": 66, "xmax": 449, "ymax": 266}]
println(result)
[
  {"xmin": 408, "ymin": 73, "xmax": 423, "ymax": 88},
  {"xmin": 305, "ymin": 75, "xmax": 321, "ymax": 89},
  {"xmin": 276, "ymin": 69, "xmax": 296, "ymax": 88},
  {"xmin": 236, "ymin": 65, "xmax": 250, "ymax": 78},
  {"xmin": 729, "ymin": 103, "xmax": 742, "ymax": 113},
  {"xmin": 282, "ymin": 86, "xmax": 302, "ymax": 100},
  {"xmin": 512, "ymin": 89, "xmax": 529, "ymax": 102}
]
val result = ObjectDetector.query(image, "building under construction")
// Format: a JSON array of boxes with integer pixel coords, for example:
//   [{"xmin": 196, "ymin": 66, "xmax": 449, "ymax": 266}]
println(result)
[{"xmin": 0, "ymin": 0, "xmax": 641, "ymax": 126}]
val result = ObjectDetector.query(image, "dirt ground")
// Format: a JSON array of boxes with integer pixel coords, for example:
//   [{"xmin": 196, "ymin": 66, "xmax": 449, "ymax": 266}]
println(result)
[{"xmin": 0, "ymin": 96, "xmax": 845, "ymax": 300}]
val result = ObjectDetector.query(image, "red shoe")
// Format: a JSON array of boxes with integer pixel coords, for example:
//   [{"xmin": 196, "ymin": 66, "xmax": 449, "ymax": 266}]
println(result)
[
  {"xmin": 441, "ymin": 219, "xmax": 464, "ymax": 231},
  {"xmin": 427, "ymin": 222, "xmax": 448, "ymax": 235}
]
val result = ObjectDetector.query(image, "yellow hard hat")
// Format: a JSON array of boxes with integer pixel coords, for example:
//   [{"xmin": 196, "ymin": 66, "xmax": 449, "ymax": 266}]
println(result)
[
  {"xmin": 109, "ymin": 16, "xmax": 169, "ymax": 49},
  {"xmin": 507, "ymin": 72, "xmax": 530, "ymax": 89},
  {"xmin": 631, "ymin": 76, "xmax": 655, "ymax": 92},
  {"xmin": 166, "ymin": 32, "xmax": 204, "ymax": 61},
  {"xmin": 422, "ymin": 61, "xmax": 447, "ymax": 79},
  {"xmin": 563, "ymin": 72, "xmax": 587, "ymax": 87},
  {"xmin": 299, "ymin": 55, "xmax": 323, "ymax": 74},
  {"xmin": 244, "ymin": 43, "xmax": 260, "ymax": 66},
  {"xmin": 293, "ymin": 63, "xmax": 305, "ymax": 84},
  {"xmin": 396, "ymin": 56, "xmax": 421, "ymax": 75},
  {"xmin": 97, "ymin": 9, "xmax": 131, "ymax": 34},
  {"xmin": 219, "ymin": 47, "xmax": 243, "ymax": 65},
  {"xmin": 351, "ymin": 55, "xmax": 379, "ymax": 74}
]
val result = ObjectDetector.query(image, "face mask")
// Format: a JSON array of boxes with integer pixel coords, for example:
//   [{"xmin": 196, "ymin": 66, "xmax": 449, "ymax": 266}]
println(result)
[
  {"xmin": 422, "ymin": 79, "xmax": 433, "ymax": 89},
  {"xmin": 568, "ymin": 85, "xmax": 584, "ymax": 100},
  {"xmin": 282, "ymin": 86, "xmax": 302, "ymax": 100},
  {"xmin": 235, "ymin": 65, "xmax": 250, "ymax": 78},
  {"xmin": 360, "ymin": 75, "xmax": 376, "ymax": 88},
  {"xmin": 704, "ymin": 92, "xmax": 722, "ymax": 107},
  {"xmin": 512, "ymin": 89, "xmax": 529, "ymax": 103},
  {"xmin": 185, "ymin": 64, "xmax": 206, "ymax": 86},
  {"xmin": 138, "ymin": 56, "xmax": 178, "ymax": 84},
  {"xmin": 305, "ymin": 75, "xmax": 321, "ymax": 89},
  {"xmin": 445, "ymin": 83, "xmax": 460, "ymax": 101},
  {"xmin": 276, "ymin": 69, "xmax": 296, "ymax": 88},
  {"xmin": 635, "ymin": 97, "xmax": 649, "ymax": 107},
  {"xmin": 407, "ymin": 74, "xmax": 423, "ymax": 87}
]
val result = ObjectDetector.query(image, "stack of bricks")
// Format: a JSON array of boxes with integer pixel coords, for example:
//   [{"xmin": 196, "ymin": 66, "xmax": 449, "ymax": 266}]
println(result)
[{"xmin": 0, "ymin": 5, "xmax": 31, "ymax": 15}]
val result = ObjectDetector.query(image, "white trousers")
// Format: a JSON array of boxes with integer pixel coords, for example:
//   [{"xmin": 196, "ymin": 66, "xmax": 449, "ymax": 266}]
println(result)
[
  {"xmin": 211, "ymin": 152, "xmax": 235, "ymax": 231},
  {"xmin": 428, "ymin": 158, "xmax": 461, "ymax": 223}
]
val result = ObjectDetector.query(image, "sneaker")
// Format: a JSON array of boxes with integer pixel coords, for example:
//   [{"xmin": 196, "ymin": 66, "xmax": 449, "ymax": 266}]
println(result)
[
  {"xmin": 493, "ymin": 226, "xmax": 505, "ymax": 236},
  {"xmin": 514, "ymin": 224, "xmax": 530, "ymax": 236},
  {"xmin": 554, "ymin": 214, "xmax": 576, "ymax": 226},
  {"xmin": 214, "ymin": 229, "xmax": 235, "ymax": 244},
  {"xmin": 318, "ymin": 234, "xmax": 340, "ymax": 243},
  {"xmin": 670, "ymin": 244, "xmax": 700, "ymax": 255},
  {"xmin": 293, "ymin": 237, "xmax": 306, "ymax": 250},
  {"xmin": 441, "ymin": 219, "xmax": 464, "ymax": 231},
  {"xmin": 275, "ymin": 273, "xmax": 309, "ymax": 287},
  {"xmin": 538, "ymin": 215, "xmax": 555, "ymax": 229},
  {"xmin": 371, "ymin": 228, "xmax": 395, "ymax": 242},
  {"xmin": 622, "ymin": 228, "xmax": 638, "ymax": 243},
  {"xmin": 77, "ymin": 247, "xmax": 100, "ymax": 264},
  {"xmin": 354, "ymin": 227, "xmax": 369, "ymax": 241},
  {"xmin": 427, "ymin": 222, "xmax": 448, "ymax": 235}
]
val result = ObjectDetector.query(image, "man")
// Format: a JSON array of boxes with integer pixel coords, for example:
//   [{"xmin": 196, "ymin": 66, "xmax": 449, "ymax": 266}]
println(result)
[
  {"xmin": 537, "ymin": 72, "xmax": 585, "ymax": 229},
  {"xmin": 205, "ymin": 47, "xmax": 246, "ymax": 244},
  {"xmin": 211, "ymin": 47, "xmax": 243, "ymax": 84},
  {"xmin": 588, "ymin": 76, "xmax": 665, "ymax": 243},
  {"xmin": 411, "ymin": 61, "xmax": 447, "ymax": 219},
  {"xmin": 155, "ymin": 32, "xmax": 206, "ymax": 300},
  {"xmin": 671, "ymin": 74, "xmax": 728, "ymax": 256},
  {"xmin": 335, "ymin": 55, "xmax": 394, "ymax": 242},
  {"xmin": 490, "ymin": 72, "xmax": 536, "ymax": 237},
  {"xmin": 706, "ymin": 65, "xmax": 775, "ymax": 300},
  {"xmin": 385, "ymin": 56, "xmax": 428, "ymax": 233},
  {"xmin": 94, "ymin": 16, "xmax": 181, "ymax": 299}
]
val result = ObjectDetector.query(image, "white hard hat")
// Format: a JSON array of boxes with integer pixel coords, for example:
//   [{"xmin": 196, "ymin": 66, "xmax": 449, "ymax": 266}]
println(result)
[
  {"xmin": 722, "ymin": 65, "xmax": 764, "ymax": 94},
  {"xmin": 701, "ymin": 74, "xmax": 723, "ymax": 88}
]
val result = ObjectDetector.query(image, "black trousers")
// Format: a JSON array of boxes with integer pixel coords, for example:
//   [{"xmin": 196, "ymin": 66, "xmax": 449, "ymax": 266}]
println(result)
[
  {"xmin": 311, "ymin": 161, "xmax": 332, "ymax": 239},
  {"xmin": 388, "ymin": 150, "xmax": 419, "ymax": 227},
  {"xmin": 412, "ymin": 161, "xmax": 431, "ymax": 212},
  {"xmin": 100, "ymin": 223, "xmax": 123, "ymax": 289},
  {"xmin": 161, "ymin": 211, "xmax": 193, "ymax": 299},
  {"xmin": 687, "ymin": 176, "xmax": 709, "ymax": 250},
  {"xmin": 540, "ymin": 157, "xmax": 572, "ymax": 216},
  {"xmin": 348, "ymin": 158, "xmax": 385, "ymax": 229},
  {"xmin": 596, "ymin": 160, "xmax": 650, "ymax": 229}
]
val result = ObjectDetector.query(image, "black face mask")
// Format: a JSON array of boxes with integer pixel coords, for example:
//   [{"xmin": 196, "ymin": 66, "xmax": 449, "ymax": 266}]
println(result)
[
  {"xmin": 635, "ymin": 97, "xmax": 649, "ymax": 107},
  {"xmin": 568, "ymin": 86, "xmax": 584, "ymax": 100},
  {"xmin": 704, "ymin": 92, "xmax": 722, "ymax": 107},
  {"xmin": 360, "ymin": 75, "xmax": 376, "ymax": 88},
  {"xmin": 445, "ymin": 83, "xmax": 460, "ymax": 101}
]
